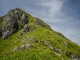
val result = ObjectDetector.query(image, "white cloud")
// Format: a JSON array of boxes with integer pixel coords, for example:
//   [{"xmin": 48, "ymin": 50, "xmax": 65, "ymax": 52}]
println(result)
[
  {"xmin": 38, "ymin": 0, "xmax": 66, "ymax": 16},
  {"xmin": 36, "ymin": 0, "xmax": 68, "ymax": 23}
]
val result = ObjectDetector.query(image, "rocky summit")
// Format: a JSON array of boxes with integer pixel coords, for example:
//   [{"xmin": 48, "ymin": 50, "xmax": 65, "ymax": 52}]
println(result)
[
  {"xmin": 1, "ymin": 8, "xmax": 29, "ymax": 39},
  {"xmin": 0, "ymin": 8, "xmax": 80, "ymax": 60}
]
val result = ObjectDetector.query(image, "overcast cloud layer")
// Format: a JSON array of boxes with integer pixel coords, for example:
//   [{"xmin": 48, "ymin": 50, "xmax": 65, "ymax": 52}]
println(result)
[{"xmin": 0, "ymin": 0, "xmax": 80, "ymax": 45}]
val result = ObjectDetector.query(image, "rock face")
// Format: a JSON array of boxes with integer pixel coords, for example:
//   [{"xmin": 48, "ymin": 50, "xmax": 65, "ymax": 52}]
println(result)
[
  {"xmin": 0, "ymin": 8, "xmax": 48, "ymax": 39},
  {"xmin": 21, "ymin": 14, "xmax": 29, "ymax": 25},
  {"xmin": 0, "ymin": 29, "xmax": 2, "ymax": 37},
  {"xmin": 23, "ymin": 25, "xmax": 29, "ymax": 33},
  {"xmin": 1, "ymin": 8, "xmax": 29, "ymax": 39},
  {"xmin": 34, "ymin": 17, "xmax": 44, "ymax": 26},
  {"xmin": 19, "ymin": 25, "xmax": 29, "ymax": 36}
]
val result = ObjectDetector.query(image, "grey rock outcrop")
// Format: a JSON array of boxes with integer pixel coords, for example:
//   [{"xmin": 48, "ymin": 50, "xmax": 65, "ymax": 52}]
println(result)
[
  {"xmin": 21, "ymin": 14, "xmax": 29, "ymax": 25},
  {"xmin": 53, "ymin": 48, "xmax": 62, "ymax": 54},
  {"xmin": 34, "ymin": 17, "xmax": 44, "ymax": 26},
  {"xmin": 13, "ymin": 46, "xmax": 19, "ymax": 52},
  {"xmin": 2, "ymin": 30, "xmax": 12, "ymax": 39},
  {"xmin": 25, "ymin": 43, "xmax": 31, "ymax": 49},
  {"xmin": 20, "ymin": 43, "xmax": 31, "ymax": 50},
  {"xmin": 19, "ymin": 25, "xmax": 29, "ymax": 36},
  {"xmin": 23, "ymin": 25, "xmax": 29, "ymax": 33},
  {"xmin": 1, "ymin": 8, "xmax": 29, "ymax": 39},
  {"xmin": 20, "ymin": 45, "xmax": 25, "ymax": 50},
  {"xmin": 2, "ymin": 12, "xmax": 18, "ymax": 39},
  {"xmin": 70, "ymin": 54, "xmax": 79, "ymax": 60}
]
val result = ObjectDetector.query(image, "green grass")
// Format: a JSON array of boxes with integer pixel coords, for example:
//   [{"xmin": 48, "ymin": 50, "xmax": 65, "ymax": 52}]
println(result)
[{"xmin": 0, "ymin": 25, "xmax": 80, "ymax": 60}]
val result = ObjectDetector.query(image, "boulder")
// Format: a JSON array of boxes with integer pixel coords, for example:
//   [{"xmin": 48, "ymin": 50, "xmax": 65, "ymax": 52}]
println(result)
[
  {"xmin": 25, "ymin": 43, "xmax": 31, "ymax": 49},
  {"xmin": 20, "ymin": 45, "xmax": 25, "ymax": 50},
  {"xmin": 20, "ymin": 43, "xmax": 31, "ymax": 50},
  {"xmin": 13, "ymin": 46, "xmax": 19, "ymax": 52},
  {"xmin": 49, "ymin": 46, "xmax": 54, "ymax": 50}
]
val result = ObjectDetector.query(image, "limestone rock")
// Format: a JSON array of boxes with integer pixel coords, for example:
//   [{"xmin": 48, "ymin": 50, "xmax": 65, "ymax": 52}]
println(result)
[
  {"xmin": 2, "ymin": 30, "xmax": 12, "ymax": 39},
  {"xmin": 25, "ymin": 43, "xmax": 31, "ymax": 49},
  {"xmin": 23, "ymin": 25, "xmax": 29, "ymax": 33},
  {"xmin": 2, "ymin": 11, "xmax": 18, "ymax": 39},
  {"xmin": 34, "ymin": 17, "xmax": 44, "ymax": 26},
  {"xmin": 20, "ymin": 43, "xmax": 31, "ymax": 50},
  {"xmin": 13, "ymin": 46, "xmax": 19, "ymax": 52},
  {"xmin": 21, "ymin": 14, "xmax": 29, "ymax": 25},
  {"xmin": 19, "ymin": 25, "xmax": 29, "ymax": 36},
  {"xmin": 53, "ymin": 48, "xmax": 62, "ymax": 54},
  {"xmin": 1, "ymin": 8, "xmax": 29, "ymax": 39},
  {"xmin": 20, "ymin": 45, "xmax": 25, "ymax": 50},
  {"xmin": 70, "ymin": 54, "xmax": 79, "ymax": 60}
]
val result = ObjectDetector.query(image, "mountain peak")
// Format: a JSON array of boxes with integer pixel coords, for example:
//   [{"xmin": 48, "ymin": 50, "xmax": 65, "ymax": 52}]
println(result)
[
  {"xmin": 0, "ymin": 8, "xmax": 51, "ymax": 39},
  {"xmin": 1, "ymin": 8, "xmax": 30, "ymax": 39},
  {"xmin": 0, "ymin": 8, "xmax": 80, "ymax": 60}
]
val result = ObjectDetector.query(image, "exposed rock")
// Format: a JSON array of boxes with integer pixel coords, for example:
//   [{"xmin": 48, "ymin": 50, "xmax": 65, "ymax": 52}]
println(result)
[
  {"xmin": 45, "ymin": 40, "xmax": 54, "ymax": 50},
  {"xmin": 2, "ymin": 11, "xmax": 18, "ymax": 39},
  {"xmin": 49, "ymin": 46, "xmax": 54, "ymax": 50},
  {"xmin": 19, "ymin": 25, "xmax": 29, "ymax": 36},
  {"xmin": 21, "ymin": 14, "xmax": 29, "ymax": 25},
  {"xmin": 13, "ymin": 46, "xmax": 19, "ymax": 52},
  {"xmin": 25, "ymin": 43, "xmax": 31, "ymax": 49},
  {"xmin": 1, "ymin": 8, "xmax": 30, "ymax": 39},
  {"xmin": 70, "ymin": 54, "xmax": 79, "ymax": 60},
  {"xmin": 14, "ymin": 9, "xmax": 21, "ymax": 19},
  {"xmin": 45, "ymin": 41, "xmax": 62, "ymax": 54},
  {"xmin": 0, "ymin": 29, "xmax": 2, "ymax": 37},
  {"xmin": 20, "ymin": 43, "xmax": 31, "ymax": 50},
  {"xmin": 65, "ymin": 52, "xmax": 79, "ymax": 60},
  {"xmin": 34, "ymin": 17, "xmax": 44, "ymax": 26},
  {"xmin": 2, "ymin": 30, "xmax": 12, "ymax": 39},
  {"xmin": 53, "ymin": 48, "xmax": 62, "ymax": 54},
  {"xmin": 8, "ymin": 10, "xmax": 14, "ymax": 17},
  {"xmin": 20, "ymin": 45, "xmax": 25, "ymax": 50},
  {"xmin": 23, "ymin": 25, "xmax": 29, "ymax": 33}
]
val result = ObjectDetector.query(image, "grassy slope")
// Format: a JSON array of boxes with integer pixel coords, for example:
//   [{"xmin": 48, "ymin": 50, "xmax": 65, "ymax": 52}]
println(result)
[{"xmin": 0, "ymin": 10, "xmax": 80, "ymax": 60}]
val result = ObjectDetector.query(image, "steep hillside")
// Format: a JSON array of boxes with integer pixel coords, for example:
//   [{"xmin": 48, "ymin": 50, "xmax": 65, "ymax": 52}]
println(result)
[{"xmin": 0, "ymin": 8, "xmax": 80, "ymax": 60}]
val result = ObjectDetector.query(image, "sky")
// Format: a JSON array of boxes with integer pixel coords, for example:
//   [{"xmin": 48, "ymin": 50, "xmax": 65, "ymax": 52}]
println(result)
[{"xmin": 0, "ymin": 0, "xmax": 80, "ymax": 45}]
